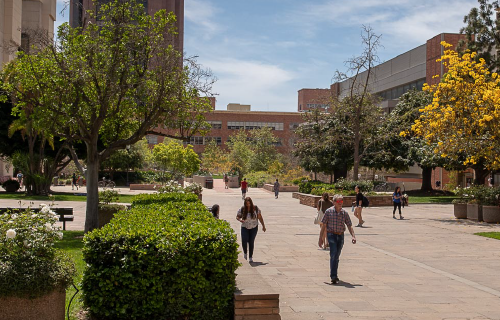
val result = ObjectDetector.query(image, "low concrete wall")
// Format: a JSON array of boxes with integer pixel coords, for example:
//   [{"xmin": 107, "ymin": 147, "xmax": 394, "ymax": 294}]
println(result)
[
  {"xmin": 263, "ymin": 184, "xmax": 299, "ymax": 192},
  {"xmin": 292, "ymin": 192, "xmax": 394, "ymax": 208},
  {"xmin": 234, "ymin": 294, "xmax": 280, "ymax": 320},
  {"xmin": 0, "ymin": 288, "xmax": 65, "ymax": 320}
]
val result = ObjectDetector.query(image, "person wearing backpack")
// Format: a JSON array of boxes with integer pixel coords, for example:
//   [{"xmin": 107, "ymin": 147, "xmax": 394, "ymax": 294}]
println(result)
[{"xmin": 353, "ymin": 186, "xmax": 365, "ymax": 227}]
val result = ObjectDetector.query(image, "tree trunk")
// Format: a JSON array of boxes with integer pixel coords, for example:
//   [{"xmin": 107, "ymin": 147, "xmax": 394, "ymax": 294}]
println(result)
[
  {"xmin": 334, "ymin": 165, "xmax": 348, "ymax": 183},
  {"xmin": 473, "ymin": 166, "xmax": 489, "ymax": 185},
  {"xmin": 420, "ymin": 167, "xmax": 433, "ymax": 191},
  {"xmin": 84, "ymin": 147, "xmax": 100, "ymax": 233}
]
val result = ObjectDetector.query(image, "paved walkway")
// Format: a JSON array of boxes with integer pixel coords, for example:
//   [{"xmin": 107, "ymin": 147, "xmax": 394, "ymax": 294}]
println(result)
[
  {"xmin": 202, "ymin": 180, "xmax": 500, "ymax": 320},
  {"xmin": 3, "ymin": 181, "xmax": 500, "ymax": 319}
]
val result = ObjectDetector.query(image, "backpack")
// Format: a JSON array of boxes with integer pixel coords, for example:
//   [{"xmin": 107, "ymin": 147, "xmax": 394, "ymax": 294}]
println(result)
[{"xmin": 362, "ymin": 195, "xmax": 369, "ymax": 207}]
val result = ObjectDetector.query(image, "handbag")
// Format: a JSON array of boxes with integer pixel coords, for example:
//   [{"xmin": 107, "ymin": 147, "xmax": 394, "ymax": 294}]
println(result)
[{"xmin": 314, "ymin": 210, "xmax": 324, "ymax": 225}]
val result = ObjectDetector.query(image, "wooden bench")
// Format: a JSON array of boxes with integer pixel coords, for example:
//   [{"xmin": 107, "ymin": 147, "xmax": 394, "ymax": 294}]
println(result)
[{"xmin": 0, "ymin": 207, "xmax": 74, "ymax": 231}]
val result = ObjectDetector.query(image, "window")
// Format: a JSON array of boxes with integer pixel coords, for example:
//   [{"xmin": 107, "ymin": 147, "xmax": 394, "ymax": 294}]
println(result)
[
  {"xmin": 205, "ymin": 137, "xmax": 222, "ymax": 145},
  {"xmin": 207, "ymin": 121, "xmax": 222, "ymax": 129},
  {"xmin": 228, "ymin": 121, "xmax": 245, "ymax": 129},
  {"xmin": 146, "ymin": 135, "xmax": 158, "ymax": 145},
  {"xmin": 306, "ymin": 104, "xmax": 329, "ymax": 109},
  {"xmin": 189, "ymin": 137, "xmax": 204, "ymax": 145}
]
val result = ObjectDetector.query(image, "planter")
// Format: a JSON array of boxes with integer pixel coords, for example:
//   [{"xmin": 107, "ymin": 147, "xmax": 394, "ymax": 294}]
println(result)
[
  {"xmin": 98, "ymin": 205, "xmax": 127, "ymax": 228},
  {"xmin": 482, "ymin": 205, "xmax": 500, "ymax": 223},
  {"xmin": 467, "ymin": 203, "xmax": 483, "ymax": 222},
  {"xmin": 0, "ymin": 288, "xmax": 65, "ymax": 320},
  {"xmin": 193, "ymin": 175, "xmax": 212, "ymax": 186},
  {"xmin": 227, "ymin": 176, "xmax": 239, "ymax": 188},
  {"xmin": 453, "ymin": 203, "xmax": 468, "ymax": 219}
]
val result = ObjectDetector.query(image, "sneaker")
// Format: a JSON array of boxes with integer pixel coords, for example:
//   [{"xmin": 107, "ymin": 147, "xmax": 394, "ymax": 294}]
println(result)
[
  {"xmin": 244, "ymin": 254, "xmax": 247, "ymax": 260},
  {"xmin": 249, "ymin": 257, "xmax": 253, "ymax": 263},
  {"xmin": 355, "ymin": 224, "xmax": 361, "ymax": 227},
  {"xmin": 393, "ymin": 215, "xmax": 396, "ymax": 219},
  {"xmin": 360, "ymin": 220, "xmax": 365, "ymax": 226},
  {"xmin": 331, "ymin": 278, "xmax": 339, "ymax": 284},
  {"xmin": 400, "ymin": 216, "xmax": 404, "ymax": 220}
]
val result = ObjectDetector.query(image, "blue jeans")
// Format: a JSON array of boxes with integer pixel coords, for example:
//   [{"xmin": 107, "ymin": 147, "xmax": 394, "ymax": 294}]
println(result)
[
  {"xmin": 274, "ymin": 190, "xmax": 279, "ymax": 197},
  {"xmin": 241, "ymin": 227, "xmax": 258, "ymax": 258},
  {"xmin": 327, "ymin": 233, "xmax": 344, "ymax": 280}
]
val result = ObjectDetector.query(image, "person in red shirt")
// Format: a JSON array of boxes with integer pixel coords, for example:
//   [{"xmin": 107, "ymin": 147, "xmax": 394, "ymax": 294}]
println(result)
[{"xmin": 240, "ymin": 178, "xmax": 248, "ymax": 200}]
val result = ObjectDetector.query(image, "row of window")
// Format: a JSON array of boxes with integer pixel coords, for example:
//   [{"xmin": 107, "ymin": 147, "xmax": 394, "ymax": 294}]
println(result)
[
  {"xmin": 306, "ymin": 103, "xmax": 329, "ymax": 109},
  {"xmin": 226, "ymin": 122, "xmax": 284, "ymax": 131},
  {"xmin": 378, "ymin": 79, "xmax": 426, "ymax": 101},
  {"xmin": 146, "ymin": 134, "xmax": 292, "ymax": 147}
]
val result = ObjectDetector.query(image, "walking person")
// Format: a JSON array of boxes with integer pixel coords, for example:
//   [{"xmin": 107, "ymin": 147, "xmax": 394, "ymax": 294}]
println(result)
[
  {"xmin": 318, "ymin": 194, "xmax": 356, "ymax": 284},
  {"xmin": 392, "ymin": 187, "xmax": 404, "ymax": 220},
  {"xmin": 316, "ymin": 192, "xmax": 333, "ymax": 249},
  {"xmin": 353, "ymin": 186, "xmax": 364, "ymax": 227},
  {"xmin": 224, "ymin": 174, "xmax": 229, "ymax": 189},
  {"xmin": 236, "ymin": 197, "xmax": 266, "ymax": 263},
  {"xmin": 240, "ymin": 178, "xmax": 248, "ymax": 200},
  {"xmin": 16, "ymin": 171, "xmax": 23, "ymax": 190},
  {"xmin": 72, "ymin": 173, "xmax": 78, "ymax": 191},
  {"xmin": 273, "ymin": 179, "xmax": 280, "ymax": 199}
]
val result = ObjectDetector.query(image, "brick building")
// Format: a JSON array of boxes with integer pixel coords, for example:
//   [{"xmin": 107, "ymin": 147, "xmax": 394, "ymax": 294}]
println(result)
[
  {"xmin": 297, "ymin": 88, "xmax": 331, "ymax": 112},
  {"xmin": 299, "ymin": 33, "xmax": 498, "ymax": 188}
]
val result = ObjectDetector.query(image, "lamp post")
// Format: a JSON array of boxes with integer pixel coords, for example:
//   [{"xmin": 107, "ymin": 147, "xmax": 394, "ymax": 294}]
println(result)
[{"xmin": 126, "ymin": 145, "xmax": 131, "ymax": 186}]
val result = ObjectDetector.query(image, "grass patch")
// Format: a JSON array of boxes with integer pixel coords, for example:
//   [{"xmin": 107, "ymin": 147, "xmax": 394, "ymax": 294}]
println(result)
[
  {"xmin": 475, "ymin": 232, "xmax": 500, "ymax": 240},
  {"xmin": 0, "ymin": 192, "xmax": 136, "ymax": 203},
  {"xmin": 54, "ymin": 231, "xmax": 85, "ymax": 318},
  {"xmin": 408, "ymin": 196, "xmax": 457, "ymax": 204}
]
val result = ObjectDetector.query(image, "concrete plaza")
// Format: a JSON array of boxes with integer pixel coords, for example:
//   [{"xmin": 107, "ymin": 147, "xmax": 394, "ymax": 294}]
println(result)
[{"xmin": 1, "ymin": 181, "xmax": 499, "ymax": 319}]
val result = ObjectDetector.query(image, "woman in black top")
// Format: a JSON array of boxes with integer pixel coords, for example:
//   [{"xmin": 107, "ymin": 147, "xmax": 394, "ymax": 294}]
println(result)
[{"xmin": 353, "ymin": 186, "xmax": 364, "ymax": 227}]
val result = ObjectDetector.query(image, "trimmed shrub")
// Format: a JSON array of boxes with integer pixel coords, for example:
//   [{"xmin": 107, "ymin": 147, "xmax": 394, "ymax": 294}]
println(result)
[
  {"xmin": 335, "ymin": 178, "xmax": 373, "ymax": 193},
  {"xmin": 1, "ymin": 179, "xmax": 20, "ymax": 192},
  {"xmin": 82, "ymin": 193, "xmax": 239, "ymax": 320}
]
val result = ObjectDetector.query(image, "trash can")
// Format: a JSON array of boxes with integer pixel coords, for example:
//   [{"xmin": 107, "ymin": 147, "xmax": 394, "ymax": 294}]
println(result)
[{"xmin": 205, "ymin": 179, "xmax": 213, "ymax": 189}]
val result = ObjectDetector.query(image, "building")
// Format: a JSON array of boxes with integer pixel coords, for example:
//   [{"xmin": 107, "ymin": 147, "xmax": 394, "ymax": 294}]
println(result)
[
  {"xmin": 69, "ymin": 0, "xmax": 184, "ymax": 53},
  {"xmin": 299, "ymin": 33, "xmax": 491, "ymax": 188},
  {"xmin": 150, "ymin": 102, "xmax": 304, "ymax": 155},
  {"xmin": 1, "ymin": 0, "xmax": 57, "ymax": 64},
  {"xmin": 1, "ymin": 0, "xmax": 57, "ymax": 179},
  {"xmin": 297, "ymin": 88, "xmax": 331, "ymax": 112}
]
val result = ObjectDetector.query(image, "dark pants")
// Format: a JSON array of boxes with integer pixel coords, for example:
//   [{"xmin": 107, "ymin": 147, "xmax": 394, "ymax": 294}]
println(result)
[
  {"xmin": 241, "ymin": 226, "xmax": 258, "ymax": 258},
  {"xmin": 393, "ymin": 202, "xmax": 402, "ymax": 215},
  {"xmin": 327, "ymin": 233, "xmax": 344, "ymax": 280},
  {"xmin": 274, "ymin": 190, "xmax": 279, "ymax": 198}
]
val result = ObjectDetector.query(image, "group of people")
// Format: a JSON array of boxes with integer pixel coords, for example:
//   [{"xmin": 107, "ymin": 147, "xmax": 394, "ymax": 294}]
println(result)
[{"xmin": 238, "ymin": 178, "xmax": 281, "ymax": 200}]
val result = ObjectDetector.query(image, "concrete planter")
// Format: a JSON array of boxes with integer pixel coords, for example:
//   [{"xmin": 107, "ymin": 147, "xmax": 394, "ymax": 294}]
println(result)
[
  {"xmin": 98, "ymin": 205, "xmax": 127, "ymax": 228},
  {"xmin": 0, "ymin": 288, "xmax": 65, "ymax": 320},
  {"xmin": 228, "ymin": 176, "xmax": 239, "ymax": 188},
  {"xmin": 453, "ymin": 203, "xmax": 468, "ymax": 219},
  {"xmin": 193, "ymin": 175, "xmax": 212, "ymax": 186},
  {"xmin": 482, "ymin": 205, "xmax": 500, "ymax": 223},
  {"xmin": 467, "ymin": 203, "xmax": 483, "ymax": 222},
  {"xmin": 292, "ymin": 192, "xmax": 393, "ymax": 208}
]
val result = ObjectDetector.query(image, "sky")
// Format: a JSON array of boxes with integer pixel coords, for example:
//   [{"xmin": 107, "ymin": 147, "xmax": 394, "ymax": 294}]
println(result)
[{"xmin": 55, "ymin": 0, "xmax": 479, "ymax": 112}]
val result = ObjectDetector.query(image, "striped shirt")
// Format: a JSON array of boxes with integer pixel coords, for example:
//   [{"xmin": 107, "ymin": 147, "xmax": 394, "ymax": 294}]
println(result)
[{"xmin": 322, "ymin": 207, "xmax": 352, "ymax": 234}]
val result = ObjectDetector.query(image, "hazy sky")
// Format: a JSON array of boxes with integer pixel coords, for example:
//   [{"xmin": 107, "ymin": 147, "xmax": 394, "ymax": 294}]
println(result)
[{"xmin": 55, "ymin": 0, "xmax": 478, "ymax": 112}]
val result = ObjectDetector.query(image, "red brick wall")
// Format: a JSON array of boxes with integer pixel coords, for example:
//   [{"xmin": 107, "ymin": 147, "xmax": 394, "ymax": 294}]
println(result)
[
  {"xmin": 426, "ymin": 33, "xmax": 466, "ymax": 86},
  {"xmin": 297, "ymin": 88, "xmax": 331, "ymax": 112}
]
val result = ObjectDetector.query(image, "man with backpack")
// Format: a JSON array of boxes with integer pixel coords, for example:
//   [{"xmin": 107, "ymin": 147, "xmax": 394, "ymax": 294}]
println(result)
[{"xmin": 353, "ymin": 185, "xmax": 368, "ymax": 227}]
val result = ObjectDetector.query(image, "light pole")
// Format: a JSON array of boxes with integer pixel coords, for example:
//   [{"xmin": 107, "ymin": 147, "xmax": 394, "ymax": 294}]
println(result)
[{"xmin": 126, "ymin": 145, "xmax": 131, "ymax": 186}]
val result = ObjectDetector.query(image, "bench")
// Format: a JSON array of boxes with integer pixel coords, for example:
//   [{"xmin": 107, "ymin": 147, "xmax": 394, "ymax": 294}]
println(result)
[{"xmin": 0, "ymin": 207, "xmax": 74, "ymax": 230}]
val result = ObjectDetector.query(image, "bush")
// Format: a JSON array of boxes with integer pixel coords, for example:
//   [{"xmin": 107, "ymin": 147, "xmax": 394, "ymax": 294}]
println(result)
[
  {"xmin": 484, "ymin": 187, "xmax": 500, "ymax": 206},
  {"xmin": 1, "ymin": 179, "xmax": 20, "ymax": 192},
  {"xmin": 184, "ymin": 182, "xmax": 203, "ymax": 195},
  {"xmin": 99, "ymin": 189, "xmax": 120, "ymax": 205},
  {"xmin": 335, "ymin": 178, "xmax": 373, "ymax": 193},
  {"xmin": 245, "ymin": 171, "xmax": 272, "ymax": 188},
  {"xmin": 82, "ymin": 193, "xmax": 239, "ymax": 319},
  {"xmin": 0, "ymin": 205, "xmax": 75, "ymax": 298}
]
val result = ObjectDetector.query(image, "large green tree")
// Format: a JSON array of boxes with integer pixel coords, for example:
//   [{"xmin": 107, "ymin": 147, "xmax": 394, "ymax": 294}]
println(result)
[
  {"xmin": 150, "ymin": 139, "xmax": 200, "ymax": 182},
  {"xmin": 1, "ymin": 0, "xmax": 212, "ymax": 231}
]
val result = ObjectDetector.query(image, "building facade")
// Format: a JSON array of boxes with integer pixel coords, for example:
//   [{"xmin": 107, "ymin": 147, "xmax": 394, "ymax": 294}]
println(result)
[
  {"xmin": 69, "ymin": 0, "xmax": 184, "ymax": 53},
  {"xmin": 1, "ymin": 0, "xmax": 56, "ymax": 65}
]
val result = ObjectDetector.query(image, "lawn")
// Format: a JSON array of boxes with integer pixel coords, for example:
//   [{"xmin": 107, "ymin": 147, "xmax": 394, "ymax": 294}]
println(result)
[
  {"xmin": 407, "ymin": 196, "xmax": 457, "ymax": 204},
  {"xmin": 54, "ymin": 231, "xmax": 85, "ymax": 318},
  {"xmin": 0, "ymin": 192, "xmax": 136, "ymax": 203},
  {"xmin": 475, "ymin": 232, "xmax": 500, "ymax": 240}
]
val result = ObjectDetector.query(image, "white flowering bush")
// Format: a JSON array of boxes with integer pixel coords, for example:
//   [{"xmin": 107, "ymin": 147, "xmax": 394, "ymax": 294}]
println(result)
[
  {"xmin": 156, "ymin": 181, "xmax": 203, "ymax": 195},
  {"xmin": 184, "ymin": 182, "xmax": 203, "ymax": 195},
  {"xmin": 0, "ymin": 205, "xmax": 75, "ymax": 298}
]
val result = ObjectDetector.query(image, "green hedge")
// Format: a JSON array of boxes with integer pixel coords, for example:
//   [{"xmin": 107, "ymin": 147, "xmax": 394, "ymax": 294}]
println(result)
[
  {"xmin": 299, "ymin": 179, "xmax": 374, "ymax": 195},
  {"xmin": 82, "ymin": 193, "xmax": 239, "ymax": 320}
]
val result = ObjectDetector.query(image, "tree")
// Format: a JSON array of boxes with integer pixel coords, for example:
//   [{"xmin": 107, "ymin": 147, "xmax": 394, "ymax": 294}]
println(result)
[
  {"xmin": 201, "ymin": 139, "xmax": 230, "ymax": 174},
  {"xmin": 226, "ymin": 130, "xmax": 254, "ymax": 178},
  {"xmin": 1, "ymin": 0, "xmax": 213, "ymax": 231},
  {"xmin": 248, "ymin": 126, "xmax": 279, "ymax": 172},
  {"xmin": 332, "ymin": 26, "xmax": 383, "ymax": 180},
  {"xmin": 412, "ymin": 42, "xmax": 499, "ymax": 184},
  {"xmin": 101, "ymin": 138, "xmax": 150, "ymax": 182},
  {"xmin": 459, "ymin": 0, "xmax": 500, "ymax": 72},
  {"xmin": 150, "ymin": 140, "xmax": 201, "ymax": 182}
]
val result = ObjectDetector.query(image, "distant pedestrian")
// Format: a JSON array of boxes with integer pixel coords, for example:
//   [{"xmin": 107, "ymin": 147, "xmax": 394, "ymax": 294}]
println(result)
[
  {"xmin": 16, "ymin": 171, "xmax": 23, "ymax": 189},
  {"xmin": 211, "ymin": 204, "xmax": 220, "ymax": 219},
  {"xmin": 319, "ymin": 194, "xmax": 356, "ymax": 284},
  {"xmin": 236, "ymin": 197, "xmax": 266, "ymax": 263},
  {"xmin": 353, "ymin": 186, "xmax": 364, "ymax": 227},
  {"xmin": 316, "ymin": 192, "xmax": 333, "ymax": 249},
  {"xmin": 241, "ymin": 178, "xmax": 248, "ymax": 200},
  {"xmin": 392, "ymin": 187, "xmax": 404, "ymax": 220},
  {"xmin": 224, "ymin": 174, "xmax": 229, "ymax": 189},
  {"xmin": 72, "ymin": 173, "xmax": 78, "ymax": 190},
  {"xmin": 273, "ymin": 179, "xmax": 280, "ymax": 199}
]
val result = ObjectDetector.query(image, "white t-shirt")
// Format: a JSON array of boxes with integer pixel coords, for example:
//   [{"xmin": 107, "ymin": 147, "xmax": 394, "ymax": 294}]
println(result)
[{"xmin": 237, "ymin": 206, "xmax": 261, "ymax": 229}]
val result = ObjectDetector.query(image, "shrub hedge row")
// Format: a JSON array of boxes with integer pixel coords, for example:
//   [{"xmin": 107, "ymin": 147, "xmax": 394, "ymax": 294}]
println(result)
[
  {"xmin": 82, "ymin": 193, "xmax": 239, "ymax": 320},
  {"xmin": 299, "ymin": 179, "xmax": 374, "ymax": 195}
]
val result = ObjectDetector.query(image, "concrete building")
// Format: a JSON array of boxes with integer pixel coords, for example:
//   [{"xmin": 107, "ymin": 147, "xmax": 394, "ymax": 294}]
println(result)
[
  {"xmin": 299, "ymin": 33, "xmax": 485, "ymax": 188},
  {"xmin": 1, "ymin": 0, "xmax": 56, "ymax": 65},
  {"xmin": 69, "ymin": 0, "xmax": 184, "ymax": 53}
]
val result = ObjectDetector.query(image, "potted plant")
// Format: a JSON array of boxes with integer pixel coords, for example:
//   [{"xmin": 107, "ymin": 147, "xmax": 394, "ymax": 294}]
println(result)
[
  {"xmin": 452, "ymin": 187, "xmax": 468, "ymax": 219},
  {"xmin": 482, "ymin": 187, "xmax": 500, "ymax": 223},
  {"xmin": 466, "ymin": 185, "xmax": 488, "ymax": 222},
  {"xmin": 1, "ymin": 179, "xmax": 20, "ymax": 193},
  {"xmin": 98, "ymin": 190, "xmax": 126, "ymax": 228},
  {"xmin": 0, "ymin": 205, "xmax": 75, "ymax": 320}
]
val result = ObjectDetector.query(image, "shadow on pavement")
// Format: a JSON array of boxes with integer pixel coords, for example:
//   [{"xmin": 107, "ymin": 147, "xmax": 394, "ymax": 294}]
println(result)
[
  {"xmin": 323, "ymin": 281, "xmax": 362, "ymax": 289},
  {"xmin": 249, "ymin": 262, "xmax": 268, "ymax": 267}
]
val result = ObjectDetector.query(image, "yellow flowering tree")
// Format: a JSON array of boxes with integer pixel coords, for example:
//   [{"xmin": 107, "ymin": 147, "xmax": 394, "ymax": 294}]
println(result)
[{"xmin": 412, "ymin": 42, "xmax": 500, "ymax": 183}]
